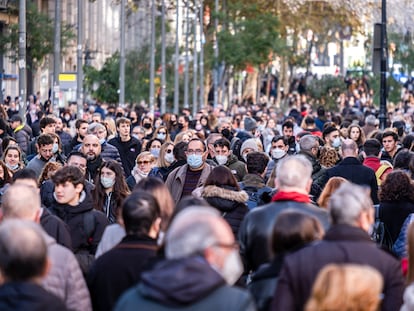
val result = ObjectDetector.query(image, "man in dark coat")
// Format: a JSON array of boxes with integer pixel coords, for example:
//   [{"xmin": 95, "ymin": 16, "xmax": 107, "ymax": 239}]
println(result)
[
  {"xmin": 114, "ymin": 206, "xmax": 255, "ymax": 311},
  {"xmin": 238, "ymin": 155, "xmax": 330, "ymax": 273},
  {"xmin": 50, "ymin": 166, "xmax": 108, "ymax": 274},
  {"xmin": 0, "ymin": 219, "xmax": 67, "ymax": 311},
  {"xmin": 108, "ymin": 117, "xmax": 141, "ymax": 177},
  {"xmin": 326, "ymin": 139, "xmax": 379, "ymax": 204},
  {"xmin": 271, "ymin": 182, "xmax": 405, "ymax": 311},
  {"xmin": 87, "ymin": 192, "xmax": 159, "ymax": 311}
]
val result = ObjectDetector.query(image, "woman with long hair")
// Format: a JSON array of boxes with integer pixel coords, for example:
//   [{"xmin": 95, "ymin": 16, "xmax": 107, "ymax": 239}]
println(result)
[
  {"xmin": 151, "ymin": 125, "xmax": 171, "ymax": 144},
  {"xmin": 348, "ymin": 124, "xmax": 366, "ymax": 150},
  {"xmin": 379, "ymin": 170, "xmax": 414, "ymax": 246},
  {"xmin": 317, "ymin": 177, "xmax": 348, "ymax": 209},
  {"xmin": 148, "ymin": 142, "xmax": 175, "ymax": 181},
  {"xmin": 201, "ymin": 165, "xmax": 248, "ymax": 237},
  {"xmin": 93, "ymin": 160, "xmax": 130, "ymax": 224}
]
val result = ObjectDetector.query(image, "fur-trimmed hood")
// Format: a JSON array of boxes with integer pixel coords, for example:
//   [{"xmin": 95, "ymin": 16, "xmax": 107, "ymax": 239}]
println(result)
[{"xmin": 202, "ymin": 185, "xmax": 248, "ymax": 203}]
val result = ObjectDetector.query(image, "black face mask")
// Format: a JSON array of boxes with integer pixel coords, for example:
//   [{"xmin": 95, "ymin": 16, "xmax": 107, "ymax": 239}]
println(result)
[
  {"xmin": 143, "ymin": 123, "xmax": 152, "ymax": 129},
  {"xmin": 178, "ymin": 123, "xmax": 184, "ymax": 130},
  {"xmin": 221, "ymin": 128, "xmax": 231, "ymax": 138},
  {"xmin": 116, "ymin": 112, "xmax": 123, "ymax": 118}
]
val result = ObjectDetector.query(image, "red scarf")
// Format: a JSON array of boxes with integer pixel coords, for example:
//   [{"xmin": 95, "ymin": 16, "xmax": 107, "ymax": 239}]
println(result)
[{"xmin": 271, "ymin": 191, "xmax": 310, "ymax": 203}]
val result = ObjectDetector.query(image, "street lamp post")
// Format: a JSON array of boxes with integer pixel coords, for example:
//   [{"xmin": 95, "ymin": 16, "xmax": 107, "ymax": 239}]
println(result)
[
  {"xmin": 183, "ymin": 0, "xmax": 190, "ymax": 109},
  {"xmin": 77, "ymin": 0, "xmax": 84, "ymax": 117},
  {"xmin": 173, "ymin": 0, "xmax": 180, "ymax": 115},
  {"xmin": 18, "ymin": 0, "xmax": 26, "ymax": 122},
  {"xmin": 160, "ymin": 0, "xmax": 167, "ymax": 114},
  {"xmin": 149, "ymin": 0, "xmax": 156, "ymax": 114},
  {"xmin": 53, "ymin": 0, "xmax": 61, "ymax": 116},
  {"xmin": 119, "ymin": 0, "xmax": 126, "ymax": 107},
  {"xmin": 192, "ymin": 8, "xmax": 198, "ymax": 117},
  {"xmin": 199, "ymin": 2, "xmax": 204, "ymax": 110},
  {"xmin": 379, "ymin": 0, "xmax": 387, "ymax": 130}
]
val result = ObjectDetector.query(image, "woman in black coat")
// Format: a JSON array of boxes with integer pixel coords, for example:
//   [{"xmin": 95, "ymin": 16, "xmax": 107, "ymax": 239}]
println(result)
[
  {"xmin": 379, "ymin": 170, "xmax": 414, "ymax": 244},
  {"xmin": 201, "ymin": 165, "xmax": 248, "ymax": 237}
]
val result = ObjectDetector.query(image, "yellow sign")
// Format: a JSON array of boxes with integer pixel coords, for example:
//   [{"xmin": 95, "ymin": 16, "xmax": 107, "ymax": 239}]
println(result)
[{"xmin": 59, "ymin": 73, "xmax": 76, "ymax": 82}]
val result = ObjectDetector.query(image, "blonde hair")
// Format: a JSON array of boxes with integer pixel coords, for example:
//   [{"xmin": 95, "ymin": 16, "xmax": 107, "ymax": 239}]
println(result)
[{"xmin": 306, "ymin": 264, "xmax": 383, "ymax": 311}]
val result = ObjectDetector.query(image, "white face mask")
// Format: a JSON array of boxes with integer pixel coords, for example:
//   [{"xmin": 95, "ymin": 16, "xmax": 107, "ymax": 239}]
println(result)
[
  {"xmin": 100, "ymin": 176, "xmax": 115, "ymax": 189},
  {"xmin": 219, "ymin": 249, "xmax": 244, "ymax": 285},
  {"xmin": 164, "ymin": 153, "xmax": 175, "ymax": 164},
  {"xmin": 215, "ymin": 155, "xmax": 228, "ymax": 165},
  {"xmin": 52, "ymin": 143, "xmax": 59, "ymax": 154},
  {"xmin": 271, "ymin": 148, "xmax": 286, "ymax": 159}
]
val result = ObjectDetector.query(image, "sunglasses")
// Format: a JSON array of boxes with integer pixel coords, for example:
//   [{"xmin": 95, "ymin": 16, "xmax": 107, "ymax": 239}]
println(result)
[
  {"xmin": 137, "ymin": 160, "xmax": 151, "ymax": 165},
  {"xmin": 165, "ymin": 149, "xmax": 173, "ymax": 153}
]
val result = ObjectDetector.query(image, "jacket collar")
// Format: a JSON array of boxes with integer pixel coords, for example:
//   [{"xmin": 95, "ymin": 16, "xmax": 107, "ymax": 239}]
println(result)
[{"xmin": 324, "ymin": 224, "xmax": 372, "ymax": 243}]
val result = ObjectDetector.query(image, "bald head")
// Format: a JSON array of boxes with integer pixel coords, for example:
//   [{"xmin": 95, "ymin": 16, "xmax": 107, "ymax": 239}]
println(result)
[
  {"xmin": 165, "ymin": 206, "xmax": 233, "ymax": 259},
  {"xmin": 341, "ymin": 139, "xmax": 358, "ymax": 158},
  {"xmin": 0, "ymin": 219, "xmax": 48, "ymax": 281},
  {"xmin": 2, "ymin": 184, "xmax": 41, "ymax": 221}
]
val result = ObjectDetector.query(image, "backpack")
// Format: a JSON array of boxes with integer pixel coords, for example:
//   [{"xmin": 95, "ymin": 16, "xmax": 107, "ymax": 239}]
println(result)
[
  {"xmin": 239, "ymin": 182, "xmax": 274, "ymax": 210},
  {"xmin": 371, "ymin": 204, "xmax": 393, "ymax": 251},
  {"xmin": 75, "ymin": 211, "xmax": 97, "ymax": 275}
]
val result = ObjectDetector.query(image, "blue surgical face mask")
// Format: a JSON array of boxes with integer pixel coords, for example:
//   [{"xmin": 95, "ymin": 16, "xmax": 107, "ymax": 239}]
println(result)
[
  {"xmin": 164, "ymin": 153, "xmax": 175, "ymax": 163},
  {"xmin": 100, "ymin": 176, "xmax": 115, "ymax": 189},
  {"xmin": 150, "ymin": 148, "xmax": 160, "ymax": 158},
  {"xmin": 51, "ymin": 143, "xmax": 59, "ymax": 154},
  {"xmin": 332, "ymin": 137, "xmax": 341, "ymax": 148},
  {"xmin": 157, "ymin": 133, "xmax": 166, "ymax": 141},
  {"xmin": 187, "ymin": 154, "xmax": 203, "ymax": 168}
]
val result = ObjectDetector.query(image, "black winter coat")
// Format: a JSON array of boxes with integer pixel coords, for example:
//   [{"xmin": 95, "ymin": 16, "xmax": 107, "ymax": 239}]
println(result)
[
  {"xmin": 379, "ymin": 200, "xmax": 414, "ymax": 243},
  {"xmin": 326, "ymin": 157, "xmax": 379, "ymax": 204},
  {"xmin": 202, "ymin": 185, "xmax": 249, "ymax": 237},
  {"xmin": 271, "ymin": 224, "xmax": 405, "ymax": 311},
  {"xmin": 40, "ymin": 207, "xmax": 73, "ymax": 250},
  {"xmin": 87, "ymin": 234, "xmax": 158, "ymax": 311},
  {"xmin": 50, "ymin": 192, "xmax": 109, "ymax": 254},
  {"xmin": 0, "ymin": 282, "xmax": 67, "ymax": 311},
  {"xmin": 238, "ymin": 199, "xmax": 330, "ymax": 272}
]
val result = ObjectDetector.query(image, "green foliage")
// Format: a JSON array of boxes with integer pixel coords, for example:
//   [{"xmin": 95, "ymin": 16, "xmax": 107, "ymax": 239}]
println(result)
[
  {"xmin": 84, "ymin": 43, "xmax": 176, "ymax": 104},
  {"xmin": 0, "ymin": 2, "xmax": 75, "ymax": 71},
  {"xmin": 206, "ymin": 2, "xmax": 282, "ymax": 70},
  {"xmin": 84, "ymin": 53, "xmax": 120, "ymax": 104},
  {"xmin": 367, "ymin": 75, "xmax": 402, "ymax": 106},
  {"xmin": 306, "ymin": 75, "xmax": 347, "ymax": 111}
]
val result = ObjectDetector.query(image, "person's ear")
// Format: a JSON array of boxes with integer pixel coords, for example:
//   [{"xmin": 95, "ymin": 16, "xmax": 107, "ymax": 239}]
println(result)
[
  {"xmin": 75, "ymin": 183, "xmax": 84, "ymax": 194},
  {"xmin": 33, "ymin": 208, "xmax": 41, "ymax": 224},
  {"xmin": 40, "ymin": 257, "xmax": 52, "ymax": 279},
  {"xmin": 305, "ymin": 178, "xmax": 312, "ymax": 193},
  {"xmin": 149, "ymin": 217, "xmax": 162, "ymax": 238}
]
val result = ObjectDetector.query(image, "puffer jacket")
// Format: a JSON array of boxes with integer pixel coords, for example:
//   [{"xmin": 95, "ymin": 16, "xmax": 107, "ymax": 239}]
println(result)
[
  {"xmin": 202, "ymin": 185, "xmax": 249, "ymax": 237},
  {"xmin": 42, "ymin": 233, "xmax": 92, "ymax": 311}
]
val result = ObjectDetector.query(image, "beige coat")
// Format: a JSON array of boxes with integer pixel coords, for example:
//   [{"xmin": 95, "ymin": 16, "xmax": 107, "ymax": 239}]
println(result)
[{"xmin": 165, "ymin": 163, "xmax": 213, "ymax": 203}]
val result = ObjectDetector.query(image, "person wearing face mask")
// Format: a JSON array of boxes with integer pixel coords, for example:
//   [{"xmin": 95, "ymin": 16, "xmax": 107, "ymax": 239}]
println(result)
[
  {"xmin": 49, "ymin": 133, "xmax": 67, "ymax": 166},
  {"xmin": 213, "ymin": 138, "xmax": 246, "ymax": 181},
  {"xmin": 126, "ymin": 152, "xmax": 156, "ymax": 190},
  {"xmin": 145, "ymin": 138, "xmax": 163, "ymax": 160},
  {"xmin": 170, "ymin": 115, "xmax": 190, "ymax": 141},
  {"xmin": 265, "ymin": 136, "xmax": 289, "ymax": 182},
  {"xmin": 114, "ymin": 206, "xmax": 255, "ymax": 311},
  {"xmin": 92, "ymin": 161, "xmax": 130, "ymax": 224},
  {"xmin": 141, "ymin": 116, "xmax": 154, "ymax": 139},
  {"xmin": 151, "ymin": 126, "xmax": 171, "ymax": 144},
  {"xmin": 165, "ymin": 138, "xmax": 213, "ymax": 204},
  {"xmin": 2, "ymin": 145, "xmax": 24, "ymax": 174},
  {"xmin": 148, "ymin": 142, "xmax": 175, "ymax": 182}
]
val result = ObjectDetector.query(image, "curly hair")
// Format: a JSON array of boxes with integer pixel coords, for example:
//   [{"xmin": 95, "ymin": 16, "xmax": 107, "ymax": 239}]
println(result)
[{"xmin": 379, "ymin": 170, "xmax": 414, "ymax": 202}]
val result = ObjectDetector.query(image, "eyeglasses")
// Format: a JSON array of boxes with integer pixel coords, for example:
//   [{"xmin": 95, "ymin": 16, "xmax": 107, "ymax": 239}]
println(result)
[
  {"xmin": 186, "ymin": 149, "xmax": 204, "ymax": 155},
  {"xmin": 137, "ymin": 160, "xmax": 151, "ymax": 165},
  {"xmin": 165, "ymin": 149, "xmax": 173, "ymax": 153}
]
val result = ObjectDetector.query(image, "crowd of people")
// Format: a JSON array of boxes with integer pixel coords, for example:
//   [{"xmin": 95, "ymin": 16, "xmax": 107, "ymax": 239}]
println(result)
[{"xmin": 1, "ymin": 87, "xmax": 414, "ymax": 311}]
